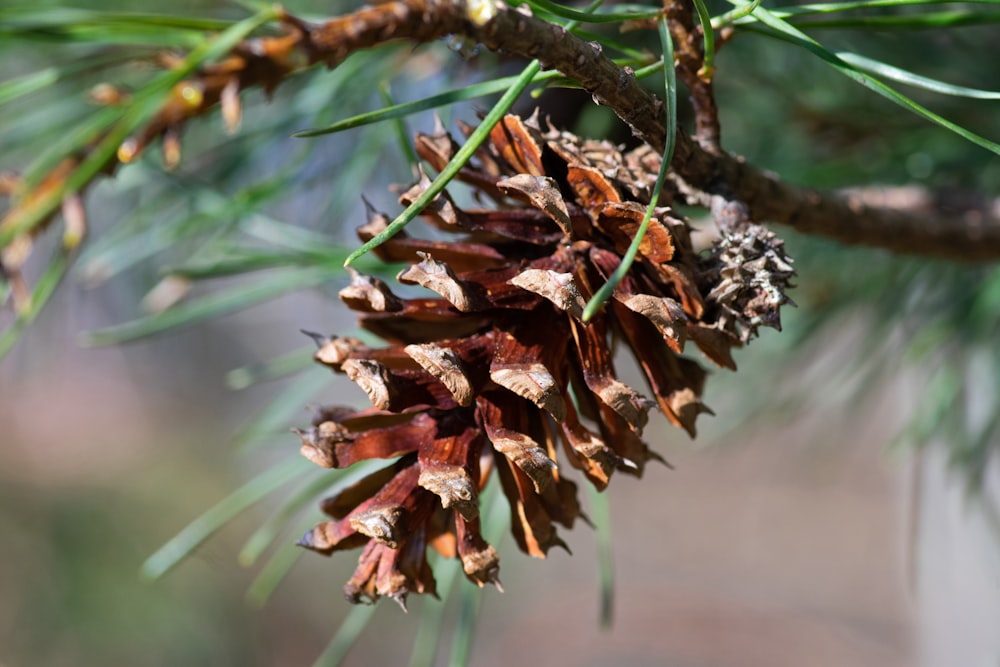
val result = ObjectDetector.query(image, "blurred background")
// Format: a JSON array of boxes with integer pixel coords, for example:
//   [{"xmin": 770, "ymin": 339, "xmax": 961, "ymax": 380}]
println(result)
[{"xmin": 2, "ymin": 0, "xmax": 1000, "ymax": 665}]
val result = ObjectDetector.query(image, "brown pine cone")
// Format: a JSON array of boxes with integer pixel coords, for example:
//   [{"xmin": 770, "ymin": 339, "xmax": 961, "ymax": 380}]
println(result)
[{"xmin": 295, "ymin": 112, "xmax": 793, "ymax": 607}]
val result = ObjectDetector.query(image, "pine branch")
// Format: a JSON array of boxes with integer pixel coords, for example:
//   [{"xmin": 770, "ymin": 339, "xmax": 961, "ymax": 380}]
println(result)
[
  {"xmin": 303, "ymin": 0, "xmax": 1000, "ymax": 261},
  {"xmin": 4, "ymin": 0, "xmax": 1000, "ymax": 281}
]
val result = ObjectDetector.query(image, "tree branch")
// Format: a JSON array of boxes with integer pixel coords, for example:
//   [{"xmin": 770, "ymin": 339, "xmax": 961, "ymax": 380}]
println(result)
[
  {"xmin": 664, "ymin": 0, "xmax": 722, "ymax": 152},
  {"xmin": 424, "ymin": 0, "xmax": 1000, "ymax": 261},
  {"xmin": 128, "ymin": 0, "xmax": 1000, "ymax": 261},
  {"xmin": 5, "ymin": 0, "xmax": 1000, "ymax": 271}
]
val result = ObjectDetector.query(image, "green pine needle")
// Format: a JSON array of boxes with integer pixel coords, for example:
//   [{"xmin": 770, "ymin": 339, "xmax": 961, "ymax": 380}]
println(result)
[
  {"xmin": 379, "ymin": 81, "xmax": 420, "ymax": 170},
  {"xmin": 518, "ymin": 0, "xmax": 659, "ymax": 23},
  {"xmin": 445, "ymin": 482, "xmax": 510, "ymax": 666},
  {"xmin": 244, "ymin": 528, "xmax": 308, "ymax": 607},
  {"xmin": 690, "ymin": 0, "xmax": 716, "ymax": 77},
  {"xmin": 293, "ymin": 54, "xmax": 653, "ymax": 134},
  {"xmin": 0, "ymin": 68, "xmax": 59, "ymax": 107},
  {"xmin": 294, "ymin": 71, "xmax": 560, "ymax": 138},
  {"xmin": 732, "ymin": 0, "xmax": 1000, "ymax": 156},
  {"xmin": 407, "ymin": 558, "xmax": 464, "ymax": 667},
  {"xmin": 238, "ymin": 461, "xmax": 386, "ymax": 567},
  {"xmin": 311, "ymin": 604, "xmax": 379, "ymax": 667},
  {"xmin": 81, "ymin": 267, "xmax": 337, "ymax": 346},
  {"xmin": 792, "ymin": 9, "xmax": 1000, "ymax": 29},
  {"xmin": 837, "ymin": 51, "xmax": 1000, "ymax": 100},
  {"xmin": 342, "ymin": 59, "xmax": 543, "ymax": 266},
  {"xmin": 226, "ymin": 345, "xmax": 317, "ymax": 391},
  {"xmin": 140, "ymin": 456, "xmax": 312, "ymax": 581},
  {"xmin": 585, "ymin": 482, "xmax": 615, "ymax": 629},
  {"xmin": 582, "ymin": 18, "xmax": 676, "ymax": 322},
  {"xmin": 234, "ymin": 370, "xmax": 332, "ymax": 451},
  {"xmin": 712, "ymin": 0, "xmax": 762, "ymax": 28},
  {"xmin": 0, "ymin": 247, "xmax": 72, "ymax": 360},
  {"xmin": 448, "ymin": 584, "xmax": 484, "ymax": 667}
]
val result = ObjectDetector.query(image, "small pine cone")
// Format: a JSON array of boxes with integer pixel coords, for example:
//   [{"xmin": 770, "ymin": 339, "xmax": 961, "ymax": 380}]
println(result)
[
  {"xmin": 296, "ymin": 112, "xmax": 792, "ymax": 606},
  {"xmin": 702, "ymin": 222, "xmax": 797, "ymax": 344}
]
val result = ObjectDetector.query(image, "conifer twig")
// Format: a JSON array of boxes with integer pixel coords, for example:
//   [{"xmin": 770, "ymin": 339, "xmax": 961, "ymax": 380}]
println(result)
[{"xmin": 4, "ymin": 0, "xmax": 1000, "ymax": 279}]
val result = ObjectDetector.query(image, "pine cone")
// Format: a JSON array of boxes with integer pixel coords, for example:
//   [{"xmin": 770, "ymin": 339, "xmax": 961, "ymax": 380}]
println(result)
[
  {"xmin": 295, "ymin": 112, "xmax": 794, "ymax": 607},
  {"xmin": 703, "ymin": 223, "xmax": 796, "ymax": 344}
]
